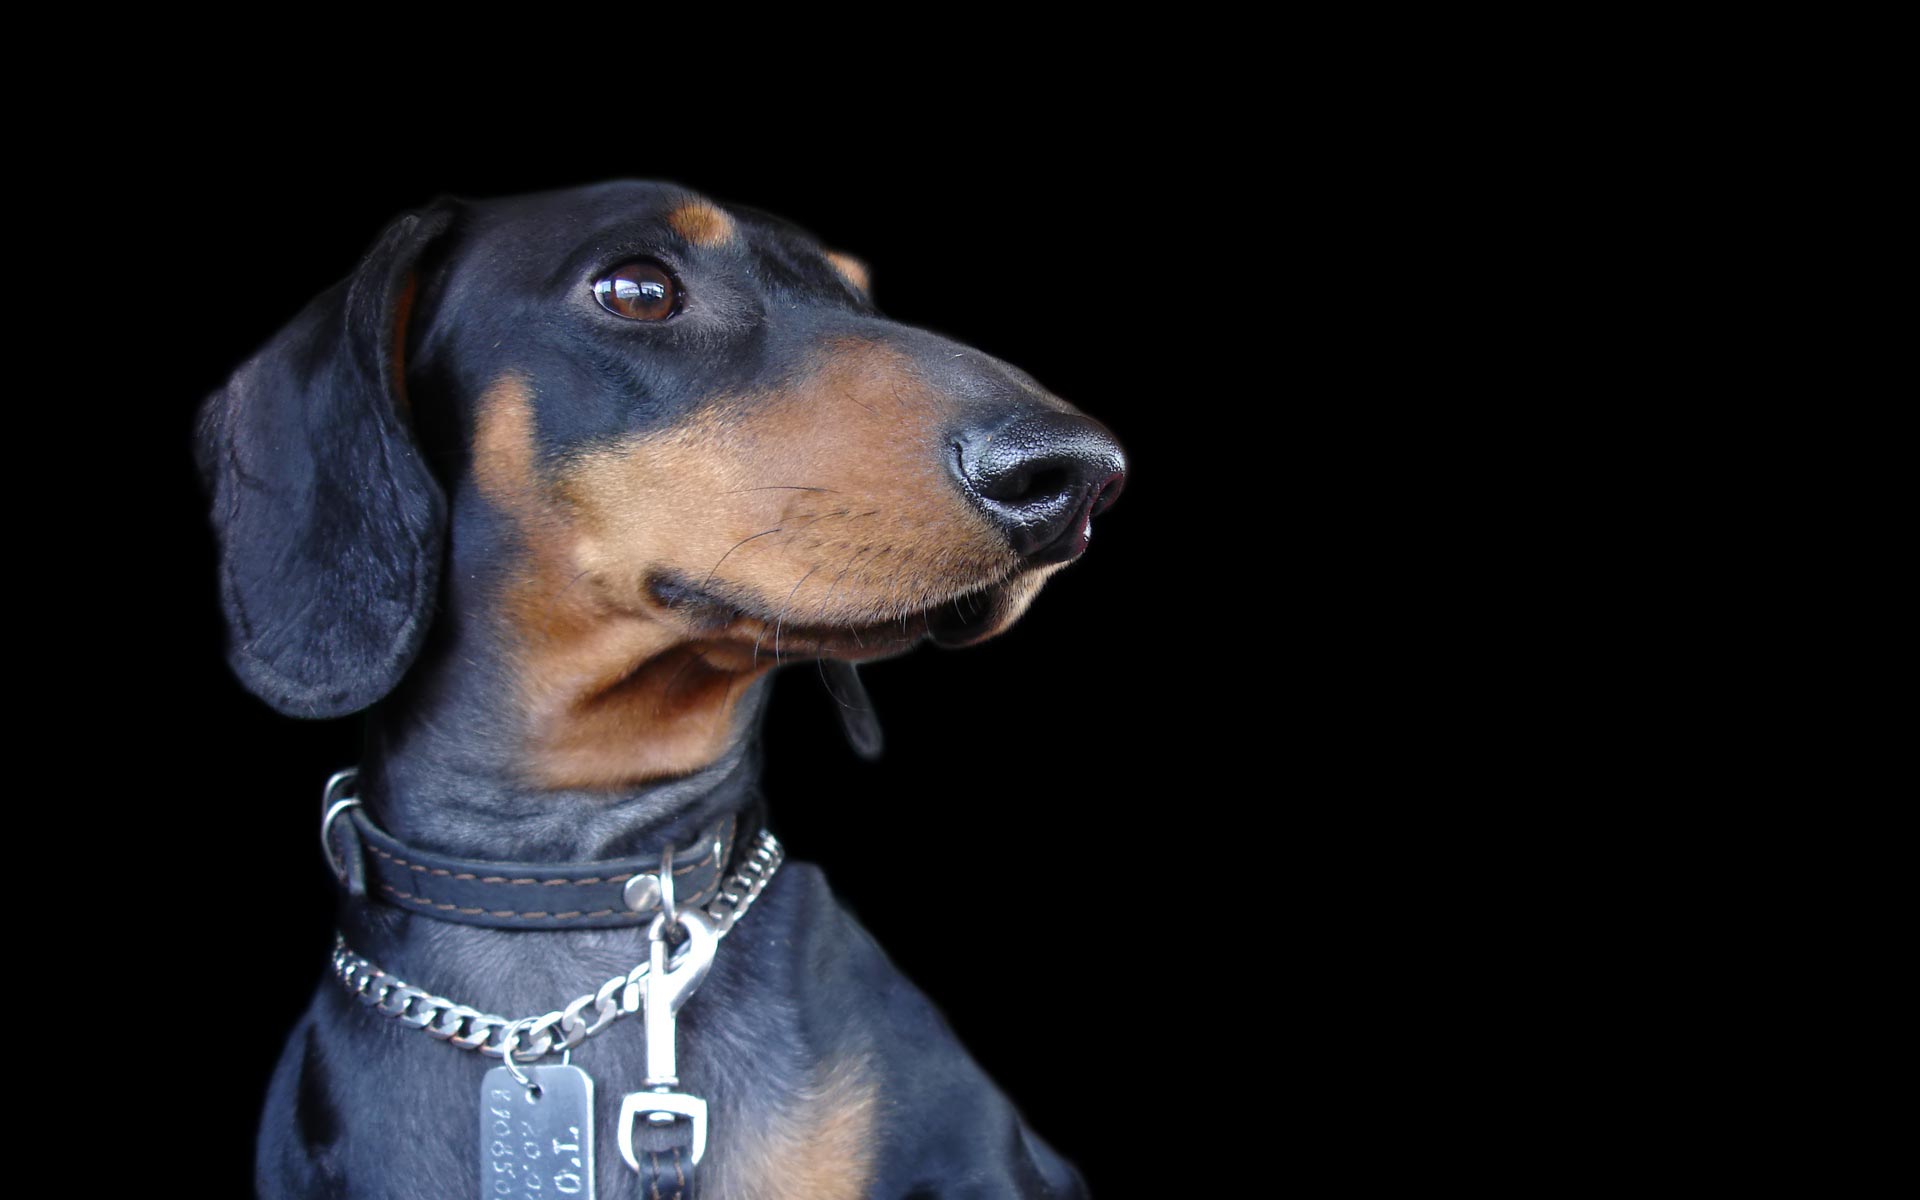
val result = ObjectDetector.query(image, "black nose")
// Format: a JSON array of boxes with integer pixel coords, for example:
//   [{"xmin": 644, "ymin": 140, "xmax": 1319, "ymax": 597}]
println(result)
[{"xmin": 954, "ymin": 412, "xmax": 1128, "ymax": 564}]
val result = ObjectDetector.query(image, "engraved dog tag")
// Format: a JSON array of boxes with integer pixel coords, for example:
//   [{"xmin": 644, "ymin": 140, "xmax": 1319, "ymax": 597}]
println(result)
[{"xmin": 479, "ymin": 1064, "xmax": 595, "ymax": 1199}]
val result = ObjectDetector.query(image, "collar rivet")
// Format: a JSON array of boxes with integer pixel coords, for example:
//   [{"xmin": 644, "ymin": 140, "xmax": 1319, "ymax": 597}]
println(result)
[{"xmin": 624, "ymin": 873, "xmax": 662, "ymax": 912}]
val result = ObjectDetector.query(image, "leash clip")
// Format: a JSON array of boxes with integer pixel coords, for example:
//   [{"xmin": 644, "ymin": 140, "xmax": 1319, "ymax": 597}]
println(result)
[{"xmin": 617, "ymin": 905, "xmax": 717, "ymax": 1169}]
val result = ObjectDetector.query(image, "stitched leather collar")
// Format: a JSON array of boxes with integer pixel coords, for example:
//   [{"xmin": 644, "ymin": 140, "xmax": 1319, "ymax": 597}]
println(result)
[{"xmin": 324, "ymin": 796, "xmax": 746, "ymax": 931}]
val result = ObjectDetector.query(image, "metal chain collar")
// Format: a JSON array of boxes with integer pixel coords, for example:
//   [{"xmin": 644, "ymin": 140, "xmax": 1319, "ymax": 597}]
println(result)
[{"xmin": 331, "ymin": 828, "xmax": 784, "ymax": 1064}]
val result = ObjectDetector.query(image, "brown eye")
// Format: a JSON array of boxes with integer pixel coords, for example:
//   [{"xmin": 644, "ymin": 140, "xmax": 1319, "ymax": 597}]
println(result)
[{"xmin": 593, "ymin": 260, "xmax": 679, "ymax": 320}]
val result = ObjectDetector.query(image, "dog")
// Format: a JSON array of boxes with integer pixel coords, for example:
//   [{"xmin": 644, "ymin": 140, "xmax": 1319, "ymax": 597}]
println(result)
[{"xmin": 197, "ymin": 181, "xmax": 1126, "ymax": 1199}]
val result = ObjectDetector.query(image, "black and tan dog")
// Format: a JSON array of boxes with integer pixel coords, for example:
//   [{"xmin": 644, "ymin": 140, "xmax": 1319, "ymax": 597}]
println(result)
[{"xmin": 198, "ymin": 181, "xmax": 1125, "ymax": 1199}]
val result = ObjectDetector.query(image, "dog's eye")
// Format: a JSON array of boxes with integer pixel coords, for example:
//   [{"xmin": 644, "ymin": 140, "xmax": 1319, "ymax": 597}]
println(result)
[{"xmin": 593, "ymin": 260, "xmax": 679, "ymax": 321}]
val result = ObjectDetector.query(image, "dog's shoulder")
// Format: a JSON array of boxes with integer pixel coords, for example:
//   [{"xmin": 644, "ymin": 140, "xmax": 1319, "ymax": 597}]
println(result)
[{"xmin": 752, "ymin": 862, "xmax": 1088, "ymax": 1198}]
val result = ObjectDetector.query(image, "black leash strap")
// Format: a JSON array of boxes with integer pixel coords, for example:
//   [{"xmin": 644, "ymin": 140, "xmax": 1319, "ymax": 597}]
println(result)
[{"xmin": 627, "ymin": 1114, "xmax": 700, "ymax": 1200}]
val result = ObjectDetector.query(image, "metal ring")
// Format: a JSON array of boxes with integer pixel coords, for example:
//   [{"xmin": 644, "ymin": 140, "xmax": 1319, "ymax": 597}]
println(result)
[
  {"xmin": 320, "ymin": 798, "xmax": 363, "ymax": 884},
  {"xmin": 322, "ymin": 767, "xmax": 360, "ymax": 807},
  {"xmin": 659, "ymin": 843, "xmax": 678, "ymax": 927},
  {"xmin": 498, "ymin": 1020, "xmax": 534, "ymax": 1088}
]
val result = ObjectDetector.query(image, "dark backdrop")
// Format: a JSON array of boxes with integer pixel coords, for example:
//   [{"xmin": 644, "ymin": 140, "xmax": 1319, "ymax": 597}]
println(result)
[{"xmin": 110, "ymin": 125, "xmax": 1252, "ymax": 1195}]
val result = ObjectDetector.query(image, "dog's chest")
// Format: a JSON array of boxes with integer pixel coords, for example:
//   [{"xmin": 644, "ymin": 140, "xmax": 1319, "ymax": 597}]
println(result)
[
  {"xmin": 319, "ymin": 1032, "xmax": 873, "ymax": 1199},
  {"xmin": 297, "ymin": 881, "xmax": 879, "ymax": 1200}
]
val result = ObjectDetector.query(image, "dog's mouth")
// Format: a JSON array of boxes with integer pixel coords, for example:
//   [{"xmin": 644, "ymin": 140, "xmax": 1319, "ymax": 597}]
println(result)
[
  {"xmin": 923, "ymin": 580, "xmax": 1043, "ymax": 648},
  {"xmin": 644, "ymin": 570, "xmax": 1026, "ymax": 661}
]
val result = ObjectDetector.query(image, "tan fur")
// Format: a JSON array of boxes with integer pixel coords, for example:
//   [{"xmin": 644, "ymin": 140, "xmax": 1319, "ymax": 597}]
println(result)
[
  {"xmin": 824, "ymin": 252, "xmax": 869, "ymax": 294},
  {"xmin": 472, "ymin": 345, "xmax": 1031, "ymax": 789},
  {"xmin": 668, "ymin": 200, "xmax": 740, "ymax": 247},
  {"xmin": 561, "ymin": 340, "xmax": 1010, "ymax": 631},
  {"xmin": 474, "ymin": 376, "xmax": 758, "ymax": 787},
  {"xmin": 472, "ymin": 372, "xmax": 539, "ymax": 501},
  {"xmin": 709, "ymin": 1054, "xmax": 879, "ymax": 1200}
]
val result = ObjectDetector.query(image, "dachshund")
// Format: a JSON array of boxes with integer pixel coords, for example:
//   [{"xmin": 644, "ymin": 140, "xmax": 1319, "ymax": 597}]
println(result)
[{"xmin": 197, "ymin": 181, "xmax": 1126, "ymax": 1199}]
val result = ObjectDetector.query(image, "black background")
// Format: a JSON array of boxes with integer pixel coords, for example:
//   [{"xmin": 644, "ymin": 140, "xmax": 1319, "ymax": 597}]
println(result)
[
  {"xmin": 57, "ymin": 52, "xmax": 1739, "ymax": 1197},
  {"xmin": 105, "ymin": 112, "xmax": 1264, "ymax": 1196}
]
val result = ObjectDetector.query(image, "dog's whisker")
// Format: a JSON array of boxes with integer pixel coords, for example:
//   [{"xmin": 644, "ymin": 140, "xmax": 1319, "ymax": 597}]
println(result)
[
  {"xmin": 701, "ymin": 526, "xmax": 784, "ymax": 590},
  {"xmin": 787, "ymin": 507, "xmax": 850, "ymax": 535},
  {"xmin": 772, "ymin": 564, "xmax": 822, "ymax": 660},
  {"xmin": 820, "ymin": 545, "xmax": 875, "ymax": 622}
]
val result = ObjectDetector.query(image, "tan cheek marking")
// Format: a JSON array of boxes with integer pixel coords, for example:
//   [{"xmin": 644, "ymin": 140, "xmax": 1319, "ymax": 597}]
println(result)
[
  {"xmin": 667, "ymin": 200, "xmax": 739, "ymax": 247},
  {"xmin": 563, "ymin": 340, "xmax": 1012, "ymax": 628},
  {"xmin": 716, "ymin": 1054, "xmax": 878, "ymax": 1200},
  {"xmin": 474, "ymin": 374, "xmax": 538, "ymax": 504},
  {"xmin": 474, "ymin": 340, "xmax": 1039, "ymax": 790},
  {"xmin": 474, "ymin": 375, "xmax": 759, "ymax": 788},
  {"xmin": 824, "ymin": 252, "xmax": 869, "ymax": 294}
]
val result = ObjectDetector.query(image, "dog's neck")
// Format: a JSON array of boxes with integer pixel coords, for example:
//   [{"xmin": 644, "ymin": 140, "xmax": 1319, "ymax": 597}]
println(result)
[
  {"xmin": 345, "ymin": 464, "xmax": 790, "ymax": 864},
  {"xmin": 355, "ymin": 674, "xmax": 774, "ymax": 864}
]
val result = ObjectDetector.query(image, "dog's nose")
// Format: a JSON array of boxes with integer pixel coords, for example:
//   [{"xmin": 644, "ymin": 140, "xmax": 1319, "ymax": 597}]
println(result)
[{"xmin": 954, "ymin": 412, "xmax": 1127, "ymax": 564}]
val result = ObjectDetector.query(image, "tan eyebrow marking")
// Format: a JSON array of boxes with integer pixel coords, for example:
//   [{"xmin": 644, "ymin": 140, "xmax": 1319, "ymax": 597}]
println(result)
[
  {"xmin": 667, "ymin": 200, "xmax": 739, "ymax": 247},
  {"xmin": 825, "ymin": 251, "xmax": 869, "ymax": 293}
]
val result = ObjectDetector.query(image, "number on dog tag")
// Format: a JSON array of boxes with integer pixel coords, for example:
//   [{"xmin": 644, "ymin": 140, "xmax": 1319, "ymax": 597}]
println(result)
[{"xmin": 479, "ymin": 1063, "xmax": 595, "ymax": 1200}]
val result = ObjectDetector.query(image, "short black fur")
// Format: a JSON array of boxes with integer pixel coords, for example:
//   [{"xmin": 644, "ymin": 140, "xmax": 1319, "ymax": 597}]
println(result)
[{"xmin": 200, "ymin": 180, "xmax": 1112, "ymax": 1199}]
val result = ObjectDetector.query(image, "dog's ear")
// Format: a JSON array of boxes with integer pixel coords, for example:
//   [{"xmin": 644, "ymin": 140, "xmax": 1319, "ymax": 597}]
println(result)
[{"xmin": 195, "ymin": 202, "xmax": 459, "ymax": 718}]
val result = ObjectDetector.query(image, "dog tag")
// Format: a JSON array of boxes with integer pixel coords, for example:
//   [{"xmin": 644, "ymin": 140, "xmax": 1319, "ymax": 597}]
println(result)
[{"xmin": 479, "ymin": 1063, "xmax": 596, "ymax": 1199}]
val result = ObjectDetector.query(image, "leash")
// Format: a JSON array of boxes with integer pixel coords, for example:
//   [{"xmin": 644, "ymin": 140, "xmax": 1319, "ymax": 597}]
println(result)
[{"xmin": 318, "ymin": 769, "xmax": 784, "ymax": 1200}]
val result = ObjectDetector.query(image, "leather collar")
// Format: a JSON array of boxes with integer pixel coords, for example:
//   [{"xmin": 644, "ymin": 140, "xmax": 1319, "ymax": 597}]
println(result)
[{"xmin": 323, "ymin": 785, "xmax": 747, "ymax": 931}]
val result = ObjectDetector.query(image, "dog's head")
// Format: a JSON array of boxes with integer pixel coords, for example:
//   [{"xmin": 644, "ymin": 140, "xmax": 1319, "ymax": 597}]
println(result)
[{"xmin": 198, "ymin": 182, "xmax": 1126, "ymax": 786}]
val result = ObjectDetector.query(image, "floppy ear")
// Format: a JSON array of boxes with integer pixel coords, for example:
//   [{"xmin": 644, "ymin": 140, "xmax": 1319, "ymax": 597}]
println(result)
[{"xmin": 195, "ymin": 204, "xmax": 457, "ymax": 718}]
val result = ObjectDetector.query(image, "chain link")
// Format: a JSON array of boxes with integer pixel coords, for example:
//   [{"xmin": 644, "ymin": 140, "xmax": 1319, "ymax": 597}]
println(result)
[{"xmin": 330, "ymin": 829, "xmax": 784, "ymax": 1064}]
